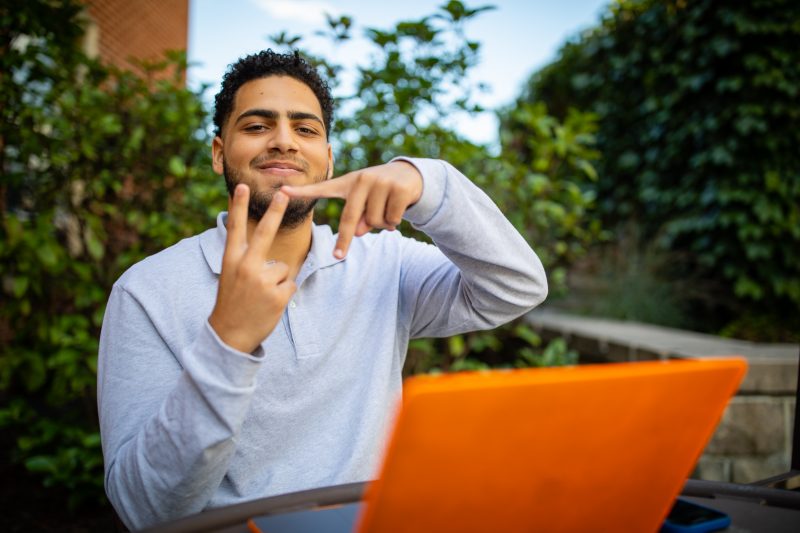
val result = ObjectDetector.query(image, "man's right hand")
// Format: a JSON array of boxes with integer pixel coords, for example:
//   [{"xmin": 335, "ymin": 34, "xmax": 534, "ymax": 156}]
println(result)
[{"xmin": 208, "ymin": 184, "xmax": 296, "ymax": 354}]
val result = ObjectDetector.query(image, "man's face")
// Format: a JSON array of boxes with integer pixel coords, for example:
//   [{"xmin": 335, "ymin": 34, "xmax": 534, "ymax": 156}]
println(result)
[{"xmin": 212, "ymin": 75, "xmax": 333, "ymax": 227}]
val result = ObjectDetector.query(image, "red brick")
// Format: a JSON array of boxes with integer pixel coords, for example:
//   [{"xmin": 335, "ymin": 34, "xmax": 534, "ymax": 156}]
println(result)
[{"xmin": 82, "ymin": 0, "xmax": 188, "ymax": 81}]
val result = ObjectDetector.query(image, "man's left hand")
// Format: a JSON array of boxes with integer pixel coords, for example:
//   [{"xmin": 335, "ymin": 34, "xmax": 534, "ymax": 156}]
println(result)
[{"xmin": 281, "ymin": 160, "xmax": 423, "ymax": 258}]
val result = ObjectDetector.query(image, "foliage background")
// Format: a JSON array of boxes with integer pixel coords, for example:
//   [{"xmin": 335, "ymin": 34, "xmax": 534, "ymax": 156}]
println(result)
[
  {"xmin": 1, "ymin": 0, "xmax": 598, "ymax": 524},
  {"xmin": 1, "ymin": 0, "xmax": 226, "ymax": 524},
  {"xmin": 513, "ymin": 0, "xmax": 800, "ymax": 340}
]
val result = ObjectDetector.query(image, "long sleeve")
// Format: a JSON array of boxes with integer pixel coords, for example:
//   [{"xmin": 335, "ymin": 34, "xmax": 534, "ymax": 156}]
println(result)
[
  {"xmin": 98, "ymin": 283, "xmax": 262, "ymax": 530},
  {"xmin": 396, "ymin": 158, "xmax": 548, "ymax": 338}
]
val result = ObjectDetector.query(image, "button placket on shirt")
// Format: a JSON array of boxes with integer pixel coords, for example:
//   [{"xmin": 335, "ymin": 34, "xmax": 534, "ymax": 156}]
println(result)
[{"xmin": 285, "ymin": 260, "xmax": 321, "ymax": 359}]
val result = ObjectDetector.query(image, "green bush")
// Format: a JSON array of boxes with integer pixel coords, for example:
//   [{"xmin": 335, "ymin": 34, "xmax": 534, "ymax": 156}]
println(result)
[
  {"xmin": 516, "ymin": 0, "xmax": 800, "ymax": 339},
  {"xmin": 1, "ymin": 0, "xmax": 225, "ymax": 508}
]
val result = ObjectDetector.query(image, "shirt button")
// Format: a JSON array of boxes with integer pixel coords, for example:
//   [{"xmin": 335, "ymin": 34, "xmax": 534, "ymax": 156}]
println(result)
[{"xmin": 289, "ymin": 301, "xmax": 297, "ymax": 309}]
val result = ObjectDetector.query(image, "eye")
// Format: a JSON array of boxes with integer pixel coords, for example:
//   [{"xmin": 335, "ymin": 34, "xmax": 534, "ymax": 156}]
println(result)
[
  {"xmin": 297, "ymin": 126, "xmax": 318, "ymax": 135},
  {"xmin": 244, "ymin": 124, "xmax": 268, "ymax": 132}
]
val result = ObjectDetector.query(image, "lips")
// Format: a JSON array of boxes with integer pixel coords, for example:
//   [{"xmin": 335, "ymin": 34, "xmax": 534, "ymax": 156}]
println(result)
[{"xmin": 256, "ymin": 160, "xmax": 303, "ymax": 172}]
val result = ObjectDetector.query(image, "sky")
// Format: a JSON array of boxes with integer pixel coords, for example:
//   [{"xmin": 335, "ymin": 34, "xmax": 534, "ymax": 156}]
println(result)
[{"xmin": 188, "ymin": 0, "xmax": 610, "ymax": 145}]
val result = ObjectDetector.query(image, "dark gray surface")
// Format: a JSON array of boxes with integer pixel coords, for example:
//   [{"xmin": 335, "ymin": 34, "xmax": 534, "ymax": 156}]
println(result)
[
  {"xmin": 143, "ymin": 480, "xmax": 800, "ymax": 533},
  {"xmin": 682, "ymin": 496, "xmax": 800, "ymax": 533},
  {"xmin": 683, "ymin": 479, "xmax": 800, "ymax": 508},
  {"xmin": 251, "ymin": 503, "xmax": 362, "ymax": 533}
]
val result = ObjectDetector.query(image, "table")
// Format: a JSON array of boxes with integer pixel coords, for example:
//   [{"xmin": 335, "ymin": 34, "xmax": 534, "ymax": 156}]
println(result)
[{"xmin": 144, "ymin": 480, "xmax": 800, "ymax": 533}]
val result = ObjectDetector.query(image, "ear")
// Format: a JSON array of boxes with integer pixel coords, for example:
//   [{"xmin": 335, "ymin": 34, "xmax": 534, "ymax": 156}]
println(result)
[
  {"xmin": 212, "ymin": 136, "xmax": 224, "ymax": 175},
  {"xmin": 327, "ymin": 144, "xmax": 334, "ymax": 179}
]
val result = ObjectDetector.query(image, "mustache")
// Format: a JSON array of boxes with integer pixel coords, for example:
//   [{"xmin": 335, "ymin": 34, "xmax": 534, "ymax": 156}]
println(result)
[{"xmin": 249, "ymin": 154, "xmax": 310, "ymax": 172}]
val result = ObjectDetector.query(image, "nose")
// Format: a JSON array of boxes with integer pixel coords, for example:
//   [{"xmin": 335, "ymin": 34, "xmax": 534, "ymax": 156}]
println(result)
[{"xmin": 266, "ymin": 120, "xmax": 299, "ymax": 153}]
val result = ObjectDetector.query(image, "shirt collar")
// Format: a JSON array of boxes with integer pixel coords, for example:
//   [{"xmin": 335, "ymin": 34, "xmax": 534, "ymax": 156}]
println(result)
[{"xmin": 200, "ymin": 212, "xmax": 344, "ymax": 276}]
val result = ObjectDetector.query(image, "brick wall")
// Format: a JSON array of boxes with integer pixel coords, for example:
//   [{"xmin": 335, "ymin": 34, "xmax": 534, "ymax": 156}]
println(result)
[{"xmin": 83, "ymin": 0, "xmax": 188, "ymax": 76}]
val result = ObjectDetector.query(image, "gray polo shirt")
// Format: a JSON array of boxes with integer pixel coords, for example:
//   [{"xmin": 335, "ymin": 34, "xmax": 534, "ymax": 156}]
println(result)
[{"xmin": 97, "ymin": 158, "xmax": 547, "ymax": 529}]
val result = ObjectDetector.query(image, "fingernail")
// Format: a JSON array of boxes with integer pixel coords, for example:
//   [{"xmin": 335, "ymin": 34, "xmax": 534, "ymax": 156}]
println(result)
[
  {"xmin": 235, "ymin": 184, "xmax": 246, "ymax": 196},
  {"xmin": 273, "ymin": 192, "xmax": 288, "ymax": 204},
  {"xmin": 334, "ymin": 248, "xmax": 344, "ymax": 259}
]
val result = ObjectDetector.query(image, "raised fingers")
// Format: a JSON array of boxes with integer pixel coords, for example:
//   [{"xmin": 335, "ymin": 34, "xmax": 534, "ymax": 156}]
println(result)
[
  {"xmin": 223, "ymin": 184, "xmax": 250, "ymax": 266},
  {"xmin": 246, "ymin": 191, "xmax": 289, "ymax": 261}
]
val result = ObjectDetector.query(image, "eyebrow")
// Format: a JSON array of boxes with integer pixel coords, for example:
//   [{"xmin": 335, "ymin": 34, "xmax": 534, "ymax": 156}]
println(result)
[{"xmin": 235, "ymin": 109, "xmax": 324, "ymax": 128}]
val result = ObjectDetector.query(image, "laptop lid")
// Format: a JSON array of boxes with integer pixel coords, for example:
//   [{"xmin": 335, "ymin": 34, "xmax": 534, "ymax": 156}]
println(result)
[{"xmin": 356, "ymin": 358, "xmax": 747, "ymax": 533}]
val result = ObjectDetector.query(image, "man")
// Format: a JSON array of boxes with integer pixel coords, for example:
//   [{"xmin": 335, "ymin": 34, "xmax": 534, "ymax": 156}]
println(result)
[{"xmin": 97, "ymin": 50, "xmax": 547, "ymax": 530}]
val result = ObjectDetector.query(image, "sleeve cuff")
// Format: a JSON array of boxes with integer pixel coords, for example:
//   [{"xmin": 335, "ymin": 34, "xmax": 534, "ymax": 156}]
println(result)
[
  {"xmin": 181, "ymin": 321, "xmax": 265, "ymax": 392},
  {"xmin": 390, "ymin": 157, "xmax": 448, "ymax": 227}
]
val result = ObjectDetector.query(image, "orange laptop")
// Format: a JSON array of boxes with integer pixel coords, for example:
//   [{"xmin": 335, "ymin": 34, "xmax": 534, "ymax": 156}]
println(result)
[{"xmin": 355, "ymin": 357, "xmax": 747, "ymax": 533}]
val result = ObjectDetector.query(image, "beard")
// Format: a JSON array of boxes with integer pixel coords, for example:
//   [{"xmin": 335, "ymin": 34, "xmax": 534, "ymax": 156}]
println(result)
[{"xmin": 223, "ymin": 158, "xmax": 326, "ymax": 229}]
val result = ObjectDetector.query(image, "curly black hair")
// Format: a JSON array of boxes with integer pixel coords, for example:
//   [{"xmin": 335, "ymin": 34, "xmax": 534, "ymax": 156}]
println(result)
[{"xmin": 213, "ymin": 49, "xmax": 334, "ymax": 138}]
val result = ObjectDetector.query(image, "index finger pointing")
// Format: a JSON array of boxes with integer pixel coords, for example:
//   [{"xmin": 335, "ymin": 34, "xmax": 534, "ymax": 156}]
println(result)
[
  {"xmin": 281, "ymin": 177, "xmax": 349, "ymax": 200},
  {"xmin": 246, "ymin": 191, "xmax": 289, "ymax": 260}
]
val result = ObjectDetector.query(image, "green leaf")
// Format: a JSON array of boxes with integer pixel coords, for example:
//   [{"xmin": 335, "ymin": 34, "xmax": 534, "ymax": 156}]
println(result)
[
  {"xmin": 168, "ymin": 156, "xmax": 187, "ymax": 177},
  {"xmin": 84, "ymin": 227, "xmax": 105, "ymax": 260},
  {"xmin": 36, "ymin": 243, "xmax": 59, "ymax": 269},
  {"xmin": 25, "ymin": 455, "xmax": 58, "ymax": 473},
  {"xmin": 513, "ymin": 324, "xmax": 541, "ymax": 347},
  {"xmin": 448, "ymin": 335, "xmax": 466, "ymax": 357},
  {"xmin": 734, "ymin": 276, "xmax": 764, "ymax": 300},
  {"xmin": 11, "ymin": 276, "xmax": 30, "ymax": 297},
  {"xmin": 81, "ymin": 432, "xmax": 101, "ymax": 448}
]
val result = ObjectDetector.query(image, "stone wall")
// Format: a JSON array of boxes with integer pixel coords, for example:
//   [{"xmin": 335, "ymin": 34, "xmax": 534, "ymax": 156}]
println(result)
[
  {"xmin": 526, "ymin": 309, "xmax": 799, "ymax": 484},
  {"xmin": 699, "ymin": 395, "xmax": 796, "ymax": 483}
]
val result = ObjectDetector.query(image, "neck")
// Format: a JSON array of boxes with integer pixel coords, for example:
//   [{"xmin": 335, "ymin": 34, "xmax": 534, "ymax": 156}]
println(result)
[{"xmin": 246, "ymin": 215, "xmax": 313, "ymax": 280}]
